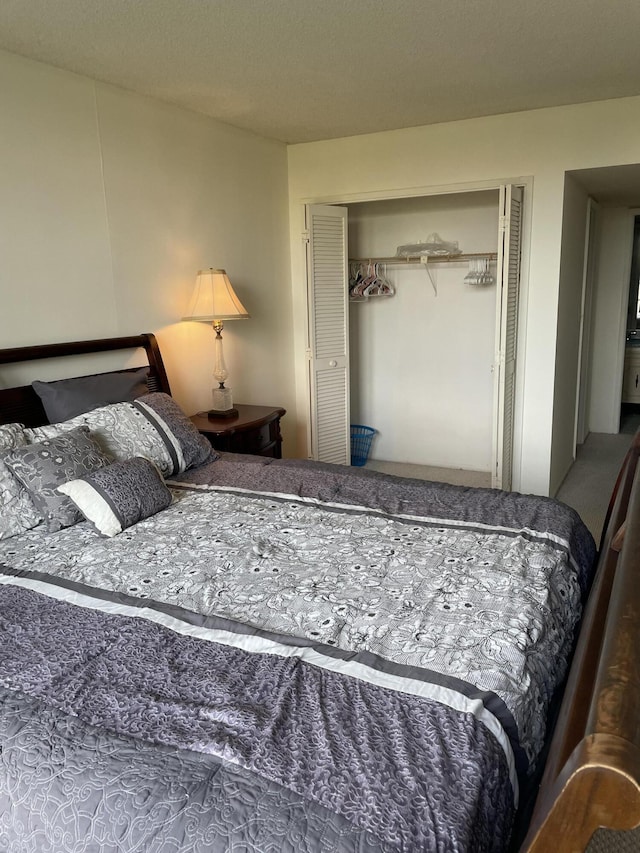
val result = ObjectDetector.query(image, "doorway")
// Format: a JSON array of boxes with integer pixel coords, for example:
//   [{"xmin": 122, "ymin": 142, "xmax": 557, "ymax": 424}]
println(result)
[
  {"xmin": 620, "ymin": 214, "xmax": 640, "ymax": 434},
  {"xmin": 347, "ymin": 191, "xmax": 499, "ymax": 475},
  {"xmin": 564, "ymin": 167, "xmax": 640, "ymax": 449},
  {"xmin": 305, "ymin": 184, "xmax": 524, "ymax": 490}
]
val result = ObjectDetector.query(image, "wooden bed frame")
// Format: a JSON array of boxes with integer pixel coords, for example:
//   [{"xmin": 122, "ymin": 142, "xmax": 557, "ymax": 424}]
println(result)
[
  {"xmin": 0, "ymin": 333, "xmax": 171, "ymax": 426},
  {"xmin": 521, "ymin": 429, "xmax": 640, "ymax": 852},
  {"xmin": 1, "ymin": 333, "xmax": 639, "ymax": 852}
]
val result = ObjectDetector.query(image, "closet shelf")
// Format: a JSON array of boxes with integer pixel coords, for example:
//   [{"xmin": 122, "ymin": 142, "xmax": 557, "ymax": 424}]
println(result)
[{"xmin": 349, "ymin": 252, "xmax": 498, "ymax": 264}]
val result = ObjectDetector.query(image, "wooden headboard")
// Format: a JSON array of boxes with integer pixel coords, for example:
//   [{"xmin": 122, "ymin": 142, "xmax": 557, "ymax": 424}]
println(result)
[{"xmin": 0, "ymin": 333, "xmax": 171, "ymax": 427}]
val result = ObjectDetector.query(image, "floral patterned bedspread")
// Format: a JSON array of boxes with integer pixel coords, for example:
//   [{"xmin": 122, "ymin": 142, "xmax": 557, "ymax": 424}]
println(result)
[{"xmin": 0, "ymin": 454, "xmax": 596, "ymax": 853}]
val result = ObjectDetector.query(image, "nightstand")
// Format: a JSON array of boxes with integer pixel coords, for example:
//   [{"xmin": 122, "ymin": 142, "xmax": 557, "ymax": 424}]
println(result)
[{"xmin": 190, "ymin": 405, "xmax": 286, "ymax": 458}]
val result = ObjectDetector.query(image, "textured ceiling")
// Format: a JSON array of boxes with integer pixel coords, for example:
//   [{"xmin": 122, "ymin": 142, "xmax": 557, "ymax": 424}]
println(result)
[{"xmin": 1, "ymin": 0, "xmax": 640, "ymax": 144}]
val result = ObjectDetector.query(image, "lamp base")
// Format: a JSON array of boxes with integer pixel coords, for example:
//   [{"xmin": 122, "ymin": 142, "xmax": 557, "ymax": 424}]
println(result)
[
  {"xmin": 209, "ymin": 385, "xmax": 237, "ymax": 418},
  {"xmin": 207, "ymin": 407, "xmax": 238, "ymax": 420},
  {"xmin": 213, "ymin": 384, "xmax": 232, "ymax": 409}
]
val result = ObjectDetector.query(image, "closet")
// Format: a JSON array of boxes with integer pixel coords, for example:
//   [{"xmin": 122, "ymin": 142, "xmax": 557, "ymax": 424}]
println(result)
[{"xmin": 305, "ymin": 186, "xmax": 523, "ymax": 489}]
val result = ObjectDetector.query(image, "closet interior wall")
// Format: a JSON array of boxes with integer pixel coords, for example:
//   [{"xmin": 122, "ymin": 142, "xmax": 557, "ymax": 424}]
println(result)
[{"xmin": 347, "ymin": 190, "xmax": 500, "ymax": 472}]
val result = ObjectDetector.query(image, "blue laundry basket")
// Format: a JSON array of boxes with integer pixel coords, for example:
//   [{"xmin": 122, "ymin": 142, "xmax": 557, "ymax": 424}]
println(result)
[{"xmin": 350, "ymin": 424, "xmax": 376, "ymax": 467}]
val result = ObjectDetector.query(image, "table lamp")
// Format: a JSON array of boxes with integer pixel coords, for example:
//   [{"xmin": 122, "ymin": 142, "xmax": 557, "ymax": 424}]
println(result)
[{"xmin": 183, "ymin": 268, "xmax": 250, "ymax": 418}]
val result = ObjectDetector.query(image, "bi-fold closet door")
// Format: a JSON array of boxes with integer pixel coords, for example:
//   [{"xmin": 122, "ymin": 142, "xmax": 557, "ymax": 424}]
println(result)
[
  {"xmin": 305, "ymin": 187, "xmax": 523, "ymax": 489},
  {"xmin": 492, "ymin": 184, "xmax": 523, "ymax": 491},
  {"xmin": 305, "ymin": 204, "xmax": 350, "ymax": 465}
]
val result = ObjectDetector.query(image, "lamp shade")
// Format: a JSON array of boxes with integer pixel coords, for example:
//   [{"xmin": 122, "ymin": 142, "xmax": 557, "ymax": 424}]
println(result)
[{"xmin": 183, "ymin": 269, "xmax": 250, "ymax": 322}]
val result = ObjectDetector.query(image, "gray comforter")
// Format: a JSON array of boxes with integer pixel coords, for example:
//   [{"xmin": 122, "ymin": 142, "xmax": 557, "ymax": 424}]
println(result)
[{"xmin": 0, "ymin": 454, "xmax": 596, "ymax": 852}]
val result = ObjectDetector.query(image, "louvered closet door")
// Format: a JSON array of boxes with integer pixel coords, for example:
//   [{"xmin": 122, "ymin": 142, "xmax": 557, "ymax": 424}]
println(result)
[
  {"xmin": 492, "ymin": 185, "xmax": 523, "ymax": 491},
  {"xmin": 306, "ymin": 204, "xmax": 350, "ymax": 464}
]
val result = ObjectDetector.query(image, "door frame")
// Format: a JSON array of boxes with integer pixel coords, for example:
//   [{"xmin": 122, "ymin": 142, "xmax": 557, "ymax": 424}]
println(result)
[
  {"xmin": 613, "ymin": 208, "xmax": 640, "ymax": 431},
  {"xmin": 292, "ymin": 176, "xmax": 533, "ymax": 490},
  {"xmin": 573, "ymin": 197, "xmax": 599, "ymax": 450}
]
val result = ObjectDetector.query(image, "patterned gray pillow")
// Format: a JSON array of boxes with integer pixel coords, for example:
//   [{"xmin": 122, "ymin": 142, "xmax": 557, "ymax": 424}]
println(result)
[
  {"xmin": 58, "ymin": 456, "xmax": 172, "ymax": 537},
  {"xmin": 135, "ymin": 393, "xmax": 214, "ymax": 472},
  {"xmin": 4, "ymin": 426, "xmax": 112, "ymax": 532},
  {"xmin": 0, "ymin": 423, "xmax": 42, "ymax": 540},
  {"xmin": 27, "ymin": 392, "xmax": 215, "ymax": 477}
]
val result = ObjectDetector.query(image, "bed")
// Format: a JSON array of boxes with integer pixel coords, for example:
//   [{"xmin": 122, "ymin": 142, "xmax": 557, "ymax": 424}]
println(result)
[{"xmin": 0, "ymin": 333, "xmax": 638, "ymax": 853}]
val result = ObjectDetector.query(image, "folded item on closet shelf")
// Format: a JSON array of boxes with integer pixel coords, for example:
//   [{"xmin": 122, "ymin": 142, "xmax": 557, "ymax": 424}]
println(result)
[{"xmin": 396, "ymin": 233, "xmax": 460, "ymax": 257}]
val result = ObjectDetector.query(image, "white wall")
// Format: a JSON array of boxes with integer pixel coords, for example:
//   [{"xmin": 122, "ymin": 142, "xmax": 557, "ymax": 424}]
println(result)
[
  {"xmin": 7, "ymin": 46, "xmax": 640, "ymax": 479},
  {"xmin": 288, "ymin": 97, "xmax": 640, "ymax": 495},
  {"xmin": 0, "ymin": 50, "xmax": 297, "ymax": 451},
  {"xmin": 588, "ymin": 207, "xmax": 635, "ymax": 434},
  {"xmin": 550, "ymin": 174, "xmax": 590, "ymax": 494},
  {"xmin": 347, "ymin": 192, "xmax": 498, "ymax": 471}
]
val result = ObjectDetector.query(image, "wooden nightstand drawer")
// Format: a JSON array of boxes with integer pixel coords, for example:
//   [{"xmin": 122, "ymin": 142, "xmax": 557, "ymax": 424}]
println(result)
[
  {"xmin": 190, "ymin": 405, "xmax": 286, "ymax": 458},
  {"xmin": 233, "ymin": 421, "xmax": 274, "ymax": 454}
]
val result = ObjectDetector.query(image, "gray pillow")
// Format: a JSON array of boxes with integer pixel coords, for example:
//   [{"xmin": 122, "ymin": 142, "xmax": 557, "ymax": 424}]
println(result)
[
  {"xmin": 26, "ymin": 392, "xmax": 215, "ymax": 477},
  {"xmin": 32, "ymin": 367, "xmax": 149, "ymax": 423},
  {"xmin": 58, "ymin": 456, "xmax": 172, "ymax": 537},
  {"xmin": 4, "ymin": 426, "xmax": 112, "ymax": 532},
  {"xmin": 135, "ymin": 392, "xmax": 214, "ymax": 472},
  {"xmin": 0, "ymin": 423, "xmax": 42, "ymax": 540}
]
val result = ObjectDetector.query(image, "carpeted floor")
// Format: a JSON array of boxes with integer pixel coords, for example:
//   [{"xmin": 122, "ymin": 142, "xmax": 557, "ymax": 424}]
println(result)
[
  {"xmin": 555, "ymin": 432, "xmax": 631, "ymax": 544},
  {"xmin": 364, "ymin": 459, "xmax": 491, "ymax": 488}
]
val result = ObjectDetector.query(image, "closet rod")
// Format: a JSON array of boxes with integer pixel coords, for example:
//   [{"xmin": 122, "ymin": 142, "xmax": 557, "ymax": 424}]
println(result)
[{"xmin": 349, "ymin": 252, "xmax": 498, "ymax": 264}]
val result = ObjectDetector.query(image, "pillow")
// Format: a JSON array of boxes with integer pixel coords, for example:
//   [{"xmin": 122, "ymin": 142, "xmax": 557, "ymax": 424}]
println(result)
[
  {"xmin": 0, "ymin": 423, "xmax": 42, "ymax": 540},
  {"xmin": 134, "ymin": 392, "xmax": 214, "ymax": 472},
  {"xmin": 27, "ymin": 392, "xmax": 215, "ymax": 477},
  {"xmin": 58, "ymin": 456, "xmax": 172, "ymax": 537},
  {"xmin": 32, "ymin": 366, "xmax": 149, "ymax": 422},
  {"xmin": 4, "ymin": 426, "xmax": 112, "ymax": 532}
]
